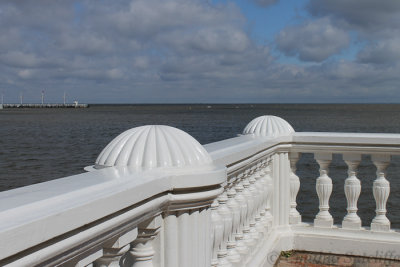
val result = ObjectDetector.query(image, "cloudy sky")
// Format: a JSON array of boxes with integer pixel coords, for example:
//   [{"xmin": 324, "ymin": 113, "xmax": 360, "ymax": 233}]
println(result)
[{"xmin": 0, "ymin": 0, "xmax": 399, "ymax": 103}]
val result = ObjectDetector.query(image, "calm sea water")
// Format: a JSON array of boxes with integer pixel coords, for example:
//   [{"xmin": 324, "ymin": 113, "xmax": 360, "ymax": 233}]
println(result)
[{"xmin": 1, "ymin": 104, "xmax": 400, "ymax": 227}]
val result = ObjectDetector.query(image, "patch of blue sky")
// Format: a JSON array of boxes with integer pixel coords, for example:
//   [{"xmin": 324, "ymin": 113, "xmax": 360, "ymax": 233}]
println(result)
[
  {"xmin": 73, "ymin": 2, "xmax": 84, "ymax": 25},
  {"xmin": 212, "ymin": 0, "xmax": 308, "ymax": 44}
]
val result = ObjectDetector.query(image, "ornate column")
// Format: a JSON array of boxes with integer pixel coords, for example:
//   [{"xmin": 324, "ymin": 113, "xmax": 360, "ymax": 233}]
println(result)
[
  {"xmin": 129, "ymin": 216, "xmax": 162, "ymax": 267},
  {"xmin": 217, "ymin": 193, "xmax": 233, "ymax": 266},
  {"xmin": 226, "ymin": 183, "xmax": 241, "ymax": 265},
  {"xmin": 94, "ymin": 228, "xmax": 138, "ymax": 267},
  {"xmin": 371, "ymin": 154, "xmax": 391, "ymax": 231},
  {"xmin": 314, "ymin": 153, "xmax": 333, "ymax": 228},
  {"xmin": 256, "ymin": 160, "xmax": 268, "ymax": 233},
  {"xmin": 263, "ymin": 159, "xmax": 273, "ymax": 229},
  {"xmin": 342, "ymin": 154, "xmax": 362, "ymax": 229},
  {"xmin": 241, "ymin": 170, "xmax": 256, "ymax": 248},
  {"xmin": 233, "ymin": 173, "xmax": 250, "ymax": 259},
  {"xmin": 248, "ymin": 166, "xmax": 262, "ymax": 243},
  {"xmin": 253, "ymin": 163, "xmax": 266, "ymax": 236},
  {"xmin": 211, "ymin": 200, "xmax": 224, "ymax": 267},
  {"xmin": 289, "ymin": 152, "xmax": 301, "ymax": 225}
]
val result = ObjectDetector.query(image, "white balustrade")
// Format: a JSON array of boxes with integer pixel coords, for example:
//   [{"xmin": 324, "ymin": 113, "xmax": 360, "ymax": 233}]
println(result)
[
  {"xmin": 233, "ymin": 174, "xmax": 250, "ymax": 258},
  {"xmin": 289, "ymin": 152, "xmax": 301, "ymax": 225},
  {"xmin": 2, "ymin": 116, "xmax": 400, "ymax": 267},
  {"xmin": 95, "ymin": 228, "xmax": 138, "ymax": 267},
  {"xmin": 263, "ymin": 159, "xmax": 273, "ymax": 229},
  {"xmin": 371, "ymin": 154, "xmax": 391, "ymax": 231},
  {"xmin": 226, "ymin": 184, "xmax": 241, "ymax": 265},
  {"xmin": 129, "ymin": 216, "xmax": 161, "ymax": 267},
  {"xmin": 211, "ymin": 200, "xmax": 224, "ymax": 267},
  {"xmin": 314, "ymin": 153, "xmax": 334, "ymax": 228},
  {"xmin": 342, "ymin": 154, "xmax": 362, "ymax": 229}
]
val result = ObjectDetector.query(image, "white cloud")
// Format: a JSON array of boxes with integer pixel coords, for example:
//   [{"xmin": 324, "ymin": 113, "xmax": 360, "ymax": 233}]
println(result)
[
  {"xmin": 18, "ymin": 69, "xmax": 34, "ymax": 79},
  {"xmin": 276, "ymin": 18, "xmax": 350, "ymax": 62}
]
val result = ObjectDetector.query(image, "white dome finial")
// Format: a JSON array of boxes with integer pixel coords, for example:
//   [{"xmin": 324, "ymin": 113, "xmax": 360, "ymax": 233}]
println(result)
[
  {"xmin": 95, "ymin": 125, "xmax": 212, "ymax": 170},
  {"xmin": 243, "ymin": 115, "xmax": 295, "ymax": 137}
]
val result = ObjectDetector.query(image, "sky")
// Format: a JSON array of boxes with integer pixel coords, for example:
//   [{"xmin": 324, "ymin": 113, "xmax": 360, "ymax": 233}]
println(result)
[{"xmin": 0, "ymin": 0, "xmax": 399, "ymax": 103}]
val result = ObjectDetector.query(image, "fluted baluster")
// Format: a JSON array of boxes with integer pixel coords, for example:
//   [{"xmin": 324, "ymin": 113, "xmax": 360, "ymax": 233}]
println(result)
[
  {"xmin": 289, "ymin": 152, "xmax": 301, "ymax": 225},
  {"xmin": 371, "ymin": 154, "xmax": 391, "ymax": 231},
  {"xmin": 211, "ymin": 200, "xmax": 224, "ymax": 267},
  {"xmin": 342, "ymin": 154, "xmax": 362, "ymax": 229},
  {"xmin": 217, "ymin": 193, "xmax": 233, "ymax": 267},
  {"xmin": 226, "ymin": 185, "xmax": 241, "ymax": 265},
  {"xmin": 95, "ymin": 228, "xmax": 137, "ymax": 267},
  {"xmin": 314, "ymin": 153, "xmax": 333, "ymax": 228},
  {"xmin": 129, "ymin": 216, "xmax": 162, "ymax": 267},
  {"xmin": 233, "ymin": 174, "xmax": 250, "ymax": 259}
]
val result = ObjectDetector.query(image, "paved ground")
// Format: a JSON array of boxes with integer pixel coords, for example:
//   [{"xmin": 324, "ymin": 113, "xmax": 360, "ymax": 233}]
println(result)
[{"xmin": 275, "ymin": 251, "xmax": 400, "ymax": 267}]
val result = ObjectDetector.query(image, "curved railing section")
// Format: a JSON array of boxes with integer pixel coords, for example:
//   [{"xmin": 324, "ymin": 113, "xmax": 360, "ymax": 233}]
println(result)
[{"xmin": 1, "ymin": 117, "xmax": 400, "ymax": 267}]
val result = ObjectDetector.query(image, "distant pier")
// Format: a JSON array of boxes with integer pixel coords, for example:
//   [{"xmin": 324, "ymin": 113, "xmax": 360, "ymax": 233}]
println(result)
[{"xmin": 0, "ymin": 103, "xmax": 88, "ymax": 109}]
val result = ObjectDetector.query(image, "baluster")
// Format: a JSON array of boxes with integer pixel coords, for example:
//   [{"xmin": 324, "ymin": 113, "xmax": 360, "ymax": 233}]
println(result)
[
  {"xmin": 129, "ymin": 216, "xmax": 162, "ymax": 267},
  {"xmin": 289, "ymin": 152, "xmax": 301, "ymax": 225},
  {"xmin": 217, "ymin": 193, "xmax": 233, "ymax": 267},
  {"xmin": 233, "ymin": 174, "xmax": 250, "ymax": 259},
  {"xmin": 342, "ymin": 154, "xmax": 362, "ymax": 229},
  {"xmin": 226, "ymin": 185, "xmax": 241, "ymax": 265},
  {"xmin": 264, "ymin": 158, "xmax": 273, "ymax": 229},
  {"xmin": 95, "ymin": 228, "xmax": 137, "ymax": 267},
  {"xmin": 248, "ymin": 166, "xmax": 262, "ymax": 243},
  {"xmin": 314, "ymin": 153, "xmax": 333, "ymax": 228},
  {"xmin": 211, "ymin": 200, "xmax": 224, "ymax": 267},
  {"xmin": 241, "ymin": 170, "xmax": 256, "ymax": 248},
  {"xmin": 257, "ymin": 160, "xmax": 268, "ymax": 232},
  {"xmin": 371, "ymin": 154, "xmax": 391, "ymax": 231},
  {"xmin": 253, "ymin": 163, "xmax": 266, "ymax": 236}
]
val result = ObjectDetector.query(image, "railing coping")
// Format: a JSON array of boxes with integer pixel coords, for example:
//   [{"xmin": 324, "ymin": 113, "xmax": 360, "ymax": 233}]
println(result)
[
  {"xmin": 0, "ymin": 164, "xmax": 224, "ymax": 260},
  {"xmin": 293, "ymin": 132, "xmax": 400, "ymax": 145}
]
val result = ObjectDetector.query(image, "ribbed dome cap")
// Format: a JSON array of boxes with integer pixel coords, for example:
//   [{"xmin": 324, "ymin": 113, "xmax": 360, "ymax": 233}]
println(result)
[
  {"xmin": 243, "ymin": 115, "xmax": 295, "ymax": 137},
  {"xmin": 95, "ymin": 125, "xmax": 212, "ymax": 170}
]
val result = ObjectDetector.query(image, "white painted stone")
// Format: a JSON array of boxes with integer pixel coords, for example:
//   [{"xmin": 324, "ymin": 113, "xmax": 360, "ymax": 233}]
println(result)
[
  {"xmin": 242, "ymin": 115, "xmax": 295, "ymax": 137},
  {"xmin": 343, "ymin": 154, "xmax": 362, "ymax": 230},
  {"xmin": 95, "ymin": 125, "xmax": 212, "ymax": 170},
  {"xmin": 314, "ymin": 153, "xmax": 333, "ymax": 228},
  {"xmin": 289, "ymin": 153, "xmax": 301, "ymax": 225},
  {"xmin": 371, "ymin": 155, "xmax": 391, "ymax": 232}
]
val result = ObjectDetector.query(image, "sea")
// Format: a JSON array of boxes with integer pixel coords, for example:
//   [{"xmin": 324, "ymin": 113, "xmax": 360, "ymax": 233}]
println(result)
[{"xmin": 1, "ymin": 104, "xmax": 400, "ymax": 227}]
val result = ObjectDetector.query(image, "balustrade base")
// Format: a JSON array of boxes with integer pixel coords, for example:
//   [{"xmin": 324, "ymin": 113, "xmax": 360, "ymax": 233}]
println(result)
[
  {"xmin": 371, "ymin": 222, "xmax": 390, "ymax": 232},
  {"xmin": 314, "ymin": 218, "xmax": 333, "ymax": 228},
  {"xmin": 342, "ymin": 220, "xmax": 361, "ymax": 230},
  {"xmin": 289, "ymin": 215, "xmax": 301, "ymax": 225}
]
